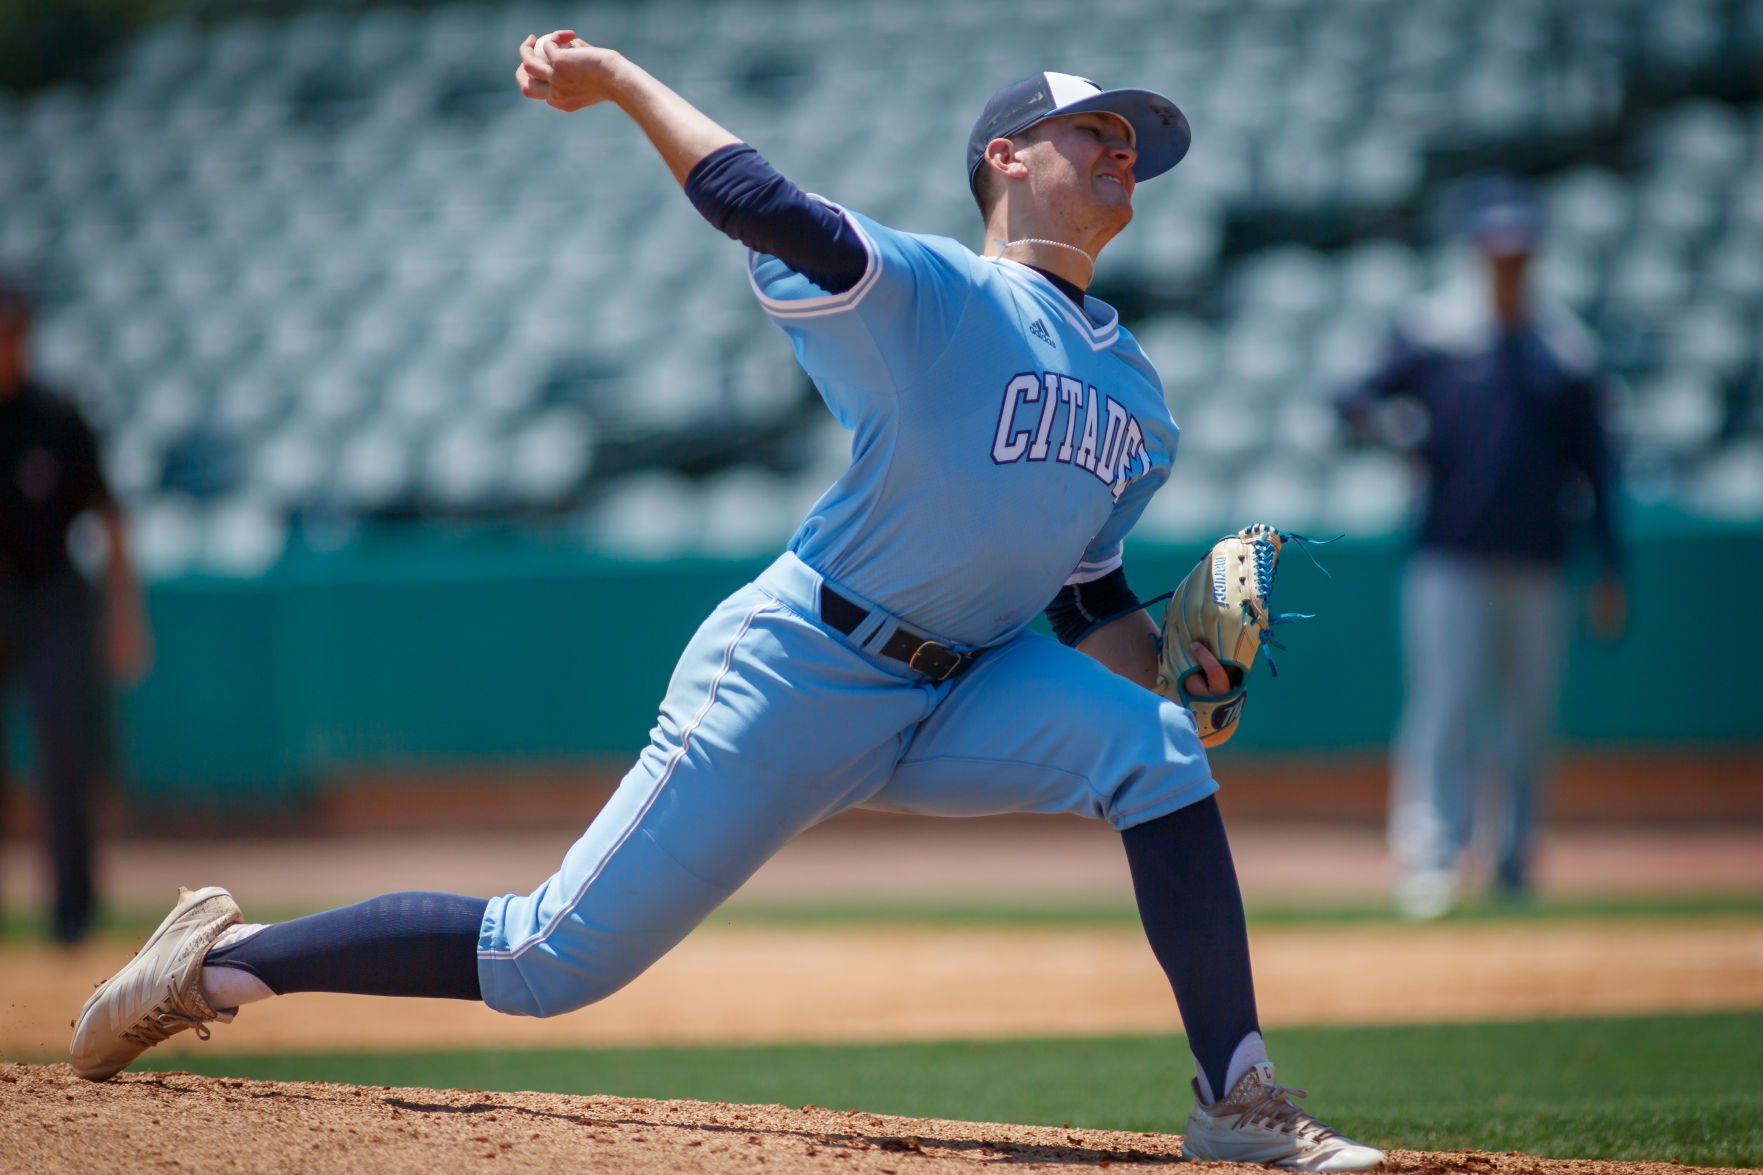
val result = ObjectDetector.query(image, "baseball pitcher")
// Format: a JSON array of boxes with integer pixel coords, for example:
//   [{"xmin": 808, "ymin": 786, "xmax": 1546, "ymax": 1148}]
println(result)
[{"xmin": 71, "ymin": 32, "xmax": 1382, "ymax": 1171}]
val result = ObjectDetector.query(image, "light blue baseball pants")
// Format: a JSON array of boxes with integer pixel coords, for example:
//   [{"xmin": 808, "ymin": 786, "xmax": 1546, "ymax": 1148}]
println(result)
[{"xmin": 477, "ymin": 551, "xmax": 1217, "ymax": 1017}]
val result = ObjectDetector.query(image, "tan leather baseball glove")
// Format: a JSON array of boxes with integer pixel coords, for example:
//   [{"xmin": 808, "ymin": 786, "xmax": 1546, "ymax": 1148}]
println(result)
[{"xmin": 1154, "ymin": 523, "xmax": 1299, "ymax": 748}]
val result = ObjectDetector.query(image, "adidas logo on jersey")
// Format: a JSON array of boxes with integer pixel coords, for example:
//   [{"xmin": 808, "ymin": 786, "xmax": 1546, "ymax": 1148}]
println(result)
[{"xmin": 1028, "ymin": 318, "xmax": 1055, "ymax": 347}]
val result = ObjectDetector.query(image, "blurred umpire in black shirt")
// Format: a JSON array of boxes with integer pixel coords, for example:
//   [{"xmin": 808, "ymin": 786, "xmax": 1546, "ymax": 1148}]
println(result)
[{"xmin": 1, "ymin": 273, "xmax": 150, "ymax": 944}]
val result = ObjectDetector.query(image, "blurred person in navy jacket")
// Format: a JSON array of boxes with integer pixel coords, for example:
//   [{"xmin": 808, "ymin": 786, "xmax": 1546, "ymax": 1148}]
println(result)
[
  {"xmin": 0, "ymin": 273, "xmax": 150, "ymax": 943},
  {"xmin": 1335, "ymin": 177, "xmax": 1626, "ymax": 920}
]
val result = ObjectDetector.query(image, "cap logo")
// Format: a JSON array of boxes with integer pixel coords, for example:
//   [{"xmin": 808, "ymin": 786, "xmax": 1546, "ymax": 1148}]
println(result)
[{"xmin": 992, "ymin": 84, "xmax": 1051, "ymax": 137}]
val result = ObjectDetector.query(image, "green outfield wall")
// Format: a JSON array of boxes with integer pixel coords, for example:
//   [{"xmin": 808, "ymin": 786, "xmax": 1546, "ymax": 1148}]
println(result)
[{"xmin": 95, "ymin": 514, "xmax": 1762, "ymax": 806}]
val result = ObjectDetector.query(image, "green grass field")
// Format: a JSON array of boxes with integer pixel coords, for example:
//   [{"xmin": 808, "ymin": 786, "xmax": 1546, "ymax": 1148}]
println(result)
[
  {"xmin": 136, "ymin": 1012, "xmax": 1763, "ymax": 1168},
  {"xmin": 708, "ymin": 892, "xmax": 1763, "ymax": 930},
  {"xmin": 9, "ymin": 891, "xmax": 1763, "ymax": 943}
]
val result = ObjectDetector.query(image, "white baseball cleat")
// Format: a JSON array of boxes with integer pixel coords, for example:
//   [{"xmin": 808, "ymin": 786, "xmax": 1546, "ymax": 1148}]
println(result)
[
  {"xmin": 69, "ymin": 886, "xmax": 242, "ymax": 1081},
  {"xmin": 1183, "ymin": 1062, "xmax": 1386, "ymax": 1171}
]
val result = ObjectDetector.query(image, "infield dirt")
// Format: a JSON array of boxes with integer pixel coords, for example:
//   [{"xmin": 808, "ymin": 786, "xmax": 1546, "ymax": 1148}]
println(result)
[{"xmin": 1, "ymin": 1063, "xmax": 1753, "ymax": 1175}]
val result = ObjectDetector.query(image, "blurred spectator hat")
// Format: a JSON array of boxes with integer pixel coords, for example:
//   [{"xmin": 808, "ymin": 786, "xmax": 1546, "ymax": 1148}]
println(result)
[
  {"xmin": 967, "ymin": 72, "xmax": 1191, "ymax": 197},
  {"xmin": 1452, "ymin": 174, "xmax": 1544, "ymax": 256}
]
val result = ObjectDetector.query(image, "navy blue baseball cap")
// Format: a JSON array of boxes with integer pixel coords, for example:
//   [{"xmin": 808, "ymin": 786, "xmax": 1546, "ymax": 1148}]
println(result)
[
  {"xmin": 966, "ymin": 72, "xmax": 1191, "ymax": 197},
  {"xmin": 1453, "ymin": 174, "xmax": 1544, "ymax": 255}
]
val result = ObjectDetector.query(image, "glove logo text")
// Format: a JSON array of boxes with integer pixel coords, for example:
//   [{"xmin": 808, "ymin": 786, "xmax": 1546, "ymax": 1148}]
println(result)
[{"xmin": 1211, "ymin": 692, "xmax": 1246, "ymax": 730}]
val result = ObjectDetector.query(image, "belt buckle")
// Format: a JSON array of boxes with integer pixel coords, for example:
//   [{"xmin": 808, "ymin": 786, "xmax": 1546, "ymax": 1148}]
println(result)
[{"xmin": 907, "ymin": 640, "xmax": 963, "ymax": 682}]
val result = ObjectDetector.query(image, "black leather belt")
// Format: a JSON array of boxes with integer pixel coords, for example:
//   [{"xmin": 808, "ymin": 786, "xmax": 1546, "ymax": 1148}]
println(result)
[{"xmin": 818, "ymin": 583, "xmax": 980, "ymax": 682}]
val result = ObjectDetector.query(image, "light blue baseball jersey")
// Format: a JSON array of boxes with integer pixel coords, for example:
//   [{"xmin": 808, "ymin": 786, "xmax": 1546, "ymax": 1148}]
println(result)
[{"xmin": 750, "ymin": 205, "xmax": 1179, "ymax": 647}]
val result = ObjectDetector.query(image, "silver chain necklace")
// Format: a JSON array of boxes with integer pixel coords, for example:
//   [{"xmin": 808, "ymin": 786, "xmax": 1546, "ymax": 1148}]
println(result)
[{"xmin": 993, "ymin": 237, "xmax": 1096, "ymax": 284}]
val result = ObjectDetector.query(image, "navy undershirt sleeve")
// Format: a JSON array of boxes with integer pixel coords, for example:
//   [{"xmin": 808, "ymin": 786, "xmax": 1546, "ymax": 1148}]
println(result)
[
  {"xmin": 1045, "ymin": 566, "xmax": 1144, "ymax": 646},
  {"xmin": 684, "ymin": 143, "xmax": 869, "ymax": 295}
]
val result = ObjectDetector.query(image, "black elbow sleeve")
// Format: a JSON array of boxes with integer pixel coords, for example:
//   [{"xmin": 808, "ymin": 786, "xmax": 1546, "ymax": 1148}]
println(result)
[{"xmin": 1045, "ymin": 567, "xmax": 1144, "ymax": 647}]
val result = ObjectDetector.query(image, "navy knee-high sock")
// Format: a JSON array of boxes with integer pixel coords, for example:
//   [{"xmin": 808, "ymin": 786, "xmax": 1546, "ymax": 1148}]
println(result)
[
  {"xmin": 205, "ymin": 891, "xmax": 487, "ymax": 1000},
  {"xmin": 1120, "ymin": 796, "xmax": 1260, "ymax": 1099}
]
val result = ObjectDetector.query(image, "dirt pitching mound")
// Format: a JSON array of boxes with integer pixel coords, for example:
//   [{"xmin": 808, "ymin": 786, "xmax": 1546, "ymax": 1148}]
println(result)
[{"xmin": 0, "ymin": 1064, "xmax": 1731, "ymax": 1175}]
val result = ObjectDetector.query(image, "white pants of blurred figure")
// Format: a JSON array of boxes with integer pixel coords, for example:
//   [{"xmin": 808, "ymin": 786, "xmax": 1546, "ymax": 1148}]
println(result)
[{"xmin": 1390, "ymin": 551, "xmax": 1565, "ymax": 918}]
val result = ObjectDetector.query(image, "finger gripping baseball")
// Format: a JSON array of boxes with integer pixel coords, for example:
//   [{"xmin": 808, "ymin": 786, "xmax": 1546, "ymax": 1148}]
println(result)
[{"xmin": 1153, "ymin": 522, "xmax": 1291, "ymax": 748}]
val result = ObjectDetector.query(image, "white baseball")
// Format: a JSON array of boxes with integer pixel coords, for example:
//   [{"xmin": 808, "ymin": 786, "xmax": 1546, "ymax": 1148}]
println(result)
[{"xmin": 534, "ymin": 33, "xmax": 586, "ymax": 62}]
